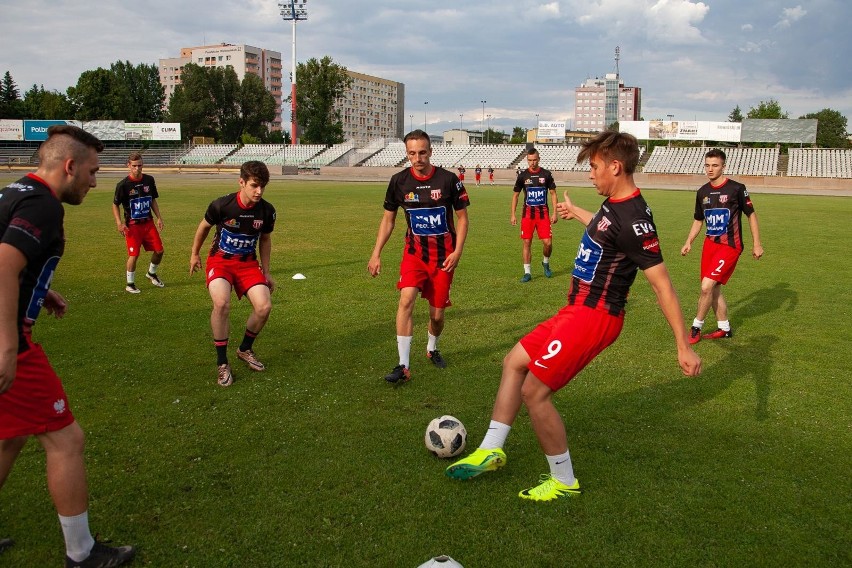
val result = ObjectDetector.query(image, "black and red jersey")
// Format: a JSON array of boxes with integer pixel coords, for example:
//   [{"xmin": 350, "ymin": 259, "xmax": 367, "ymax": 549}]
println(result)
[
  {"xmin": 0, "ymin": 174, "xmax": 65, "ymax": 353},
  {"xmin": 568, "ymin": 190, "xmax": 663, "ymax": 316},
  {"xmin": 384, "ymin": 166, "xmax": 470, "ymax": 266},
  {"xmin": 114, "ymin": 174, "xmax": 159, "ymax": 224},
  {"xmin": 693, "ymin": 178, "xmax": 755, "ymax": 252},
  {"xmin": 204, "ymin": 192, "xmax": 276, "ymax": 261},
  {"xmin": 514, "ymin": 167, "xmax": 556, "ymax": 220}
]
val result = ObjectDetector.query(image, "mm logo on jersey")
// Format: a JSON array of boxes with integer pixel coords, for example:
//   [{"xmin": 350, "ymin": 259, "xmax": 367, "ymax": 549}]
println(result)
[
  {"xmin": 526, "ymin": 188, "xmax": 547, "ymax": 207},
  {"xmin": 572, "ymin": 231, "xmax": 603, "ymax": 283},
  {"xmin": 129, "ymin": 196, "xmax": 152, "ymax": 220},
  {"xmin": 219, "ymin": 228, "xmax": 257, "ymax": 255},
  {"xmin": 409, "ymin": 206, "xmax": 448, "ymax": 236},
  {"xmin": 704, "ymin": 208, "xmax": 730, "ymax": 236}
]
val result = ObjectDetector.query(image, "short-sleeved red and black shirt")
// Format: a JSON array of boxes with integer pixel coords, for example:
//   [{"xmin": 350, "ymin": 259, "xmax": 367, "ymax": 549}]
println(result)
[
  {"xmin": 384, "ymin": 166, "xmax": 470, "ymax": 267},
  {"xmin": 204, "ymin": 192, "xmax": 276, "ymax": 261},
  {"xmin": 693, "ymin": 178, "xmax": 755, "ymax": 252},
  {"xmin": 114, "ymin": 174, "xmax": 159, "ymax": 224},
  {"xmin": 514, "ymin": 167, "xmax": 556, "ymax": 220},
  {"xmin": 568, "ymin": 190, "xmax": 663, "ymax": 316},
  {"xmin": 0, "ymin": 174, "xmax": 65, "ymax": 352}
]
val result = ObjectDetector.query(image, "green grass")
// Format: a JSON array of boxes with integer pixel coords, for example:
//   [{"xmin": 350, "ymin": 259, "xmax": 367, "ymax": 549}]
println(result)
[{"xmin": 1, "ymin": 174, "xmax": 850, "ymax": 567}]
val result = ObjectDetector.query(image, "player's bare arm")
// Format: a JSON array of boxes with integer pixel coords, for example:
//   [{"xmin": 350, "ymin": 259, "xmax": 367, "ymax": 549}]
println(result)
[
  {"xmin": 111, "ymin": 203, "xmax": 127, "ymax": 236},
  {"xmin": 43, "ymin": 290, "xmax": 68, "ymax": 319},
  {"xmin": 368, "ymin": 210, "xmax": 397, "ymax": 277},
  {"xmin": 550, "ymin": 189, "xmax": 558, "ymax": 224},
  {"xmin": 557, "ymin": 191, "xmax": 593, "ymax": 225},
  {"xmin": 510, "ymin": 192, "xmax": 519, "ymax": 225},
  {"xmin": 643, "ymin": 262, "xmax": 702, "ymax": 377},
  {"xmin": 0, "ymin": 244, "xmax": 27, "ymax": 393},
  {"xmin": 748, "ymin": 212, "xmax": 764, "ymax": 260},
  {"xmin": 681, "ymin": 220, "xmax": 704, "ymax": 256},
  {"xmin": 190, "ymin": 220, "xmax": 213, "ymax": 275},
  {"xmin": 259, "ymin": 232, "xmax": 275, "ymax": 293},
  {"xmin": 152, "ymin": 199, "xmax": 164, "ymax": 230},
  {"xmin": 442, "ymin": 208, "xmax": 469, "ymax": 273}
]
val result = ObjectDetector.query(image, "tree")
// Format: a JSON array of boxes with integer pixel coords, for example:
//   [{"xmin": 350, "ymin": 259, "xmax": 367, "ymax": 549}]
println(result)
[
  {"xmin": 728, "ymin": 105, "xmax": 744, "ymax": 122},
  {"xmin": 800, "ymin": 108, "xmax": 850, "ymax": 148},
  {"xmin": 747, "ymin": 99, "xmax": 789, "ymax": 119},
  {"xmin": 67, "ymin": 68, "xmax": 121, "ymax": 120},
  {"xmin": 294, "ymin": 56, "xmax": 352, "ymax": 144},
  {"xmin": 482, "ymin": 127, "xmax": 505, "ymax": 144},
  {"xmin": 110, "ymin": 61, "xmax": 165, "ymax": 122},
  {"xmin": 22, "ymin": 84, "xmax": 73, "ymax": 119},
  {"xmin": 0, "ymin": 71, "xmax": 24, "ymax": 118},
  {"xmin": 238, "ymin": 73, "xmax": 276, "ymax": 141},
  {"xmin": 509, "ymin": 126, "xmax": 527, "ymax": 144},
  {"xmin": 167, "ymin": 63, "xmax": 217, "ymax": 140}
]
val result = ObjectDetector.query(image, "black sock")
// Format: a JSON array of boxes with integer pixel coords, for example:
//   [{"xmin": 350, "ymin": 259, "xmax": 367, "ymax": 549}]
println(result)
[
  {"xmin": 214, "ymin": 339, "xmax": 228, "ymax": 365},
  {"xmin": 239, "ymin": 329, "xmax": 258, "ymax": 352}
]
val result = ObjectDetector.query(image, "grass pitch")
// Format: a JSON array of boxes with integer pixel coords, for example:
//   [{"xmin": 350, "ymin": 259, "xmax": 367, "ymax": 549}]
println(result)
[{"xmin": 0, "ymin": 173, "xmax": 850, "ymax": 567}]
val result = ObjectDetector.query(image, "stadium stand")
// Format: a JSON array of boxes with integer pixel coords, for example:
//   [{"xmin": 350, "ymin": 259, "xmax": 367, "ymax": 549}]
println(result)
[
  {"xmin": 787, "ymin": 148, "xmax": 852, "ymax": 178},
  {"xmin": 304, "ymin": 141, "xmax": 355, "ymax": 168},
  {"xmin": 643, "ymin": 146, "xmax": 779, "ymax": 176},
  {"xmin": 362, "ymin": 141, "xmax": 406, "ymax": 167},
  {"xmin": 0, "ymin": 145, "xmax": 38, "ymax": 165},
  {"xmin": 265, "ymin": 144, "xmax": 326, "ymax": 166},
  {"xmin": 178, "ymin": 144, "xmax": 238, "ymax": 165},
  {"xmin": 461, "ymin": 144, "xmax": 526, "ymax": 169},
  {"xmin": 141, "ymin": 144, "xmax": 190, "ymax": 165},
  {"xmin": 221, "ymin": 144, "xmax": 284, "ymax": 165}
]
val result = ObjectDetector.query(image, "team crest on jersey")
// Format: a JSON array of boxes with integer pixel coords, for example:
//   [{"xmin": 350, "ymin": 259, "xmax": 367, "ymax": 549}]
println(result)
[
  {"xmin": 253, "ymin": 220, "xmax": 263, "ymax": 229},
  {"xmin": 224, "ymin": 218, "xmax": 239, "ymax": 228},
  {"xmin": 53, "ymin": 399, "xmax": 66, "ymax": 414},
  {"xmin": 404, "ymin": 192, "xmax": 419, "ymax": 202},
  {"xmin": 430, "ymin": 189, "xmax": 442, "ymax": 201},
  {"xmin": 719, "ymin": 195, "xmax": 728, "ymax": 204},
  {"xmin": 539, "ymin": 177, "xmax": 546, "ymax": 184},
  {"xmin": 597, "ymin": 216, "xmax": 612, "ymax": 232}
]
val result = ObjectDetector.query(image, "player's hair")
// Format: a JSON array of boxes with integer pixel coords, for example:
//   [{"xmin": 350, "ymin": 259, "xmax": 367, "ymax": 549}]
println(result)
[
  {"xmin": 38, "ymin": 125, "xmax": 104, "ymax": 168},
  {"xmin": 526, "ymin": 148, "xmax": 539, "ymax": 157},
  {"xmin": 705, "ymin": 148, "xmax": 727, "ymax": 163},
  {"xmin": 404, "ymin": 129, "xmax": 431, "ymax": 148},
  {"xmin": 577, "ymin": 131, "xmax": 639, "ymax": 174},
  {"xmin": 240, "ymin": 160, "xmax": 270, "ymax": 187},
  {"xmin": 128, "ymin": 152, "xmax": 143, "ymax": 163}
]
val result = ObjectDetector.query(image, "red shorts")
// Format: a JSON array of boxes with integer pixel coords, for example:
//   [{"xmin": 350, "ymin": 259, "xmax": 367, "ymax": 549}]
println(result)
[
  {"xmin": 0, "ymin": 336, "xmax": 74, "ymax": 439},
  {"xmin": 520, "ymin": 216, "xmax": 552, "ymax": 240},
  {"xmin": 125, "ymin": 220, "xmax": 163, "ymax": 256},
  {"xmin": 701, "ymin": 240, "xmax": 741, "ymax": 284},
  {"xmin": 520, "ymin": 304, "xmax": 623, "ymax": 391},
  {"xmin": 398, "ymin": 254, "xmax": 454, "ymax": 309},
  {"xmin": 475, "ymin": 174, "xmax": 481, "ymax": 181},
  {"xmin": 206, "ymin": 256, "xmax": 268, "ymax": 299},
  {"xmin": 489, "ymin": 173, "xmax": 494, "ymax": 181}
]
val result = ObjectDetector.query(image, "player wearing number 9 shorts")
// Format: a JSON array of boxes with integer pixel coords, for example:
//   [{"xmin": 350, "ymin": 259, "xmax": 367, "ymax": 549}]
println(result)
[{"xmin": 446, "ymin": 131, "xmax": 701, "ymax": 502}]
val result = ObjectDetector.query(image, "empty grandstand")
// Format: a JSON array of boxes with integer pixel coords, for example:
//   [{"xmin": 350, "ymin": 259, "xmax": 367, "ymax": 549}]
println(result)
[
  {"xmin": 643, "ymin": 146, "xmax": 779, "ymax": 176},
  {"xmin": 787, "ymin": 148, "xmax": 852, "ymax": 178},
  {"xmin": 304, "ymin": 141, "xmax": 355, "ymax": 168},
  {"xmin": 265, "ymin": 144, "xmax": 326, "ymax": 166},
  {"xmin": 362, "ymin": 141, "xmax": 406, "ymax": 167},
  {"xmin": 179, "ymin": 144, "xmax": 238, "ymax": 165}
]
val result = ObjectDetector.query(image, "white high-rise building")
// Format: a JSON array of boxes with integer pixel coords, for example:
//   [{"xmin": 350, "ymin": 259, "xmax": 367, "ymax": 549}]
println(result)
[
  {"xmin": 337, "ymin": 70, "xmax": 405, "ymax": 142},
  {"xmin": 574, "ymin": 73, "xmax": 641, "ymax": 132}
]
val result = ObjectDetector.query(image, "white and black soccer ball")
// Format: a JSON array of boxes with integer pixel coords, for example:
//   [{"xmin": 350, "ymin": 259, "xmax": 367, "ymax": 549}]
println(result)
[
  {"xmin": 424, "ymin": 415, "xmax": 466, "ymax": 458},
  {"xmin": 417, "ymin": 555, "xmax": 464, "ymax": 568}
]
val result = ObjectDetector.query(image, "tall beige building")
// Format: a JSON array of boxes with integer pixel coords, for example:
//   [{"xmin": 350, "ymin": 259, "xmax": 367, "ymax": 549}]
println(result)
[
  {"xmin": 574, "ymin": 73, "xmax": 641, "ymax": 132},
  {"xmin": 338, "ymin": 70, "xmax": 405, "ymax": 142},
  {"xmin": 159, "ymin": 43, "xmax": 283, "ymax": 131}
]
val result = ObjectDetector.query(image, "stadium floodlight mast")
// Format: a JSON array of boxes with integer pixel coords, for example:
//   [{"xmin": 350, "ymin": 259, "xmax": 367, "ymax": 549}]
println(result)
[
  {"xmin": 459, "ymin": 114, "xmax": 463, "ymax": 131},
  {"xmin": 480, "ymin": 100, "xmax": 486, "ymax": 141},
  {"xmin": 409, "ymin": 114, "xmax": 414, "ymax": 132},
  {"xmin": 279, "ymin": 0, "xmax": 308, "ymax": 146},
  {"xmin": 424, "ymin": 101, "xmax": 428, "ymax": 132}
]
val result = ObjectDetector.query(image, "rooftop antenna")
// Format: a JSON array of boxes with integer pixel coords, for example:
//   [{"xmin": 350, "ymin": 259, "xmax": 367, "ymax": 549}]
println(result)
[{"xmin": 615, "ymin": 46, "xmax": 620, "ymax": 78}]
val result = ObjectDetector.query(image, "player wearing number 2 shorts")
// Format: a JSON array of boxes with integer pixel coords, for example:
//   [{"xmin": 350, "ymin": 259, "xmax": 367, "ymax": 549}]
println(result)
[
  {"xmin": 446, "ymin": 131, "xmax": 700, "ymax": 502},
  {"xmin": 681, "ymin": 148, "xmax": 763, "ymax": 344}
]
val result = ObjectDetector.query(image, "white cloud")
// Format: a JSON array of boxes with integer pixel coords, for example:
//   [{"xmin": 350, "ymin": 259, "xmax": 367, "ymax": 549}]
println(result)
[
  {"xmin": 739, "ymin": 39, "xmax": 773, "ymax": 53},
  {"xmin": 741, "ymin": 23, "xmax": 753, "ymax": 32},
  {"xmin": 775, "ymin": 5, "xmax": 807, "ymax": 29},
  {"xmin": 567, "ymin": 0, "xmax": 709, "ymax": 44}
]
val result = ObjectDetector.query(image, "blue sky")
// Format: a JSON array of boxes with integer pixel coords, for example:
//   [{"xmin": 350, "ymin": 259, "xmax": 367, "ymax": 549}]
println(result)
[{"xmin": 1, "ymin": 0, "xmax": 849, "ymax": 136}]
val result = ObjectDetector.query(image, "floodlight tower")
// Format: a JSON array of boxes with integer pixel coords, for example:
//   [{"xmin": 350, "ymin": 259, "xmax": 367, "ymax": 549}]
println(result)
[{"xmin": 280, "ymin": 0, "xmax": 308, "ymax": 145}]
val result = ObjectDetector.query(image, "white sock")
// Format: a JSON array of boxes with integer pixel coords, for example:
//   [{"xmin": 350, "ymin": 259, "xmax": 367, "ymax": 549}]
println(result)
[
  {"xmin": 126, "ymin": 271, "xmax": 135, "ymax": 284},
  {"xmin": 692, "ymin": 318, "xmax": 704, "ymax": 329},
  {"xmin": 479, "ymin": 420, "xmax": 511, "ymax": 449},
  {"xmin": 718, "ymin": 320, "xmax": 731, "ymax": 332},
  {"xmin": 59, "ymin": 511, "xmax": 95, "ymax": 562},
  {"xmin": 547, "ymin": 450, "xmax": 576, "ymax": 486},
  {"xmin": 523, "ymin": 264, "xmax": 531, "ymax": 275},
  {"xmin": 543, "ymin": 257, "xmax": 550, "ymax": 265},
  {"xmin": 397, "ymin": 335, "xmax": 412, "ymax": 368},
  {"xmin": 427, "ymin": 332, "xmax": 439, "ymax": 353},
  {"xmin": 148, "ymin": 262, "xmax": 159, "ymax": 275}
]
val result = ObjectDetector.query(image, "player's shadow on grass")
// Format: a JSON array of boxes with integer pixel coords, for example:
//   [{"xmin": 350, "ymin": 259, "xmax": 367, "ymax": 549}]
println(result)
[
  {"xmin": 611, "ymin": 334, "xmax": 777, "ymax": 422},
  {"xmin": 729, "ymin": 281, "xmax": 798, "ymax": 323}
]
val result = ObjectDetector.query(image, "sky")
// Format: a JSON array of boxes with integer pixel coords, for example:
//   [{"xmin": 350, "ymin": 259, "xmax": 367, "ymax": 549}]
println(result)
[{"xmin": 1, "ymin": 0, "xmax": 849, "ymax": 136}]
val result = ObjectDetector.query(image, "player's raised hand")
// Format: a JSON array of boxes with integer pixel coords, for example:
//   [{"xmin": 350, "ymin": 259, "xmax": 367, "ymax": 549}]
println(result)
[{"xmin": 557, "ymin": 191, "xmax": 575, "ymax": 220}]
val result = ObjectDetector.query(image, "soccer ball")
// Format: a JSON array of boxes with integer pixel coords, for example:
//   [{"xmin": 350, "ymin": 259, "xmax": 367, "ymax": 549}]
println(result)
[
  {"xmin": 424, "ymin": 415, "xmax": 466, "ymax": 458},
  {"xmin": 417, "ymin": 555, "xmax": 464, "ymax": 568}
]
